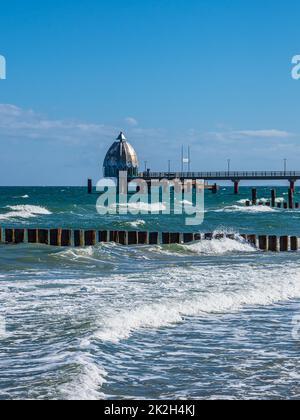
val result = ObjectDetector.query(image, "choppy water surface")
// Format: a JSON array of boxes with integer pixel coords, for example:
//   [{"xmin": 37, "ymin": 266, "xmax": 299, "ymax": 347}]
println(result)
[{"xmin": 1, "ymin": 186, "xmax": 300, "ymax": 400}]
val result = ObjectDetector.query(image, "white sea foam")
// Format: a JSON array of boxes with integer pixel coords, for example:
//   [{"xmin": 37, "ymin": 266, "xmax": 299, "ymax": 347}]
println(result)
[
  {"xmin": 127, "ymin": 219, "xmax": 146, "ymax": 228},
  {"xmin": 59, "ymin": 354, "xmax": 107, "ymax": 401},
  {"xmin": 0, "ymin": 205, "xmax": 52, "ymax": 220},
  {"xmin": 93, "ymin": 264, "xmax": 300, "ymax": 343},
  {"xmin": 183, "ymin": 237, "xmax": 256, "ymax": 255},
  {"xmin": 215, "ymin": 205, "xmax": 276, "ymax": 213},
  {"xmin": 126, "ymin": 202, "xmax": 167, "ymax": 212}
]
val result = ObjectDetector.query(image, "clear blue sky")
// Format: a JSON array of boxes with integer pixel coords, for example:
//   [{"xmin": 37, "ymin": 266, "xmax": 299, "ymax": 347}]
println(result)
[{"xmin": 0, "ymin": 0, "xmax": 300, "ymax": 185}]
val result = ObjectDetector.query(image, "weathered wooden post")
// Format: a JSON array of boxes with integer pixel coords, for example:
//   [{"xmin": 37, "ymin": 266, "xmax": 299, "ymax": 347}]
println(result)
[
  {"xmin": 170, "ymin": 233, "xmax": 180, "ymax": 244},
  {"xmin": 271, "ymin": 189, "xmax": 276, "ymax": 208},
  {"xmin": 88, "ymin": 179, "xmax": 93, "ymax": 194},
  {"xmin": 128, "ymin": 231, "xmax": 138, "ymax": 245},
  {"xmin": 118, "ymin": 231, "xmax": 127, "ymax": 245},
  {"xmin": 280, "ymin": 236, "xmax": 289, "ymax": 252},
  {"xmin": 212, "ymin": 183, "xmax": 218, "ymax": 194},
  {"xmin": 204, "ymin": 233, "xmax": 213, "ymax": 240},
  {"xmin": 149, "ymin": 232, "xmax": 159, "ymax": 245},
  {"xmin": 234, "ymin": 180, "xmax": 239, "ymax": 195},
  {"xmin": 288, "ymin": 188, "xmax": 294, "ymax": 209},
  {"xmin": 28, "ymin": 229, "xmax": 38, "ymax": 243},
  {"xmin": 61, "ymin": 230, "xmax": 72, "ymax": 247},
  {"xmin": 5, "ymin": 229, "xmax": 14, "ymax": 244},
  {"xmin": 247, "ymin": 234, "xmax": 257, "ymax": 247},
  {"xmin": 85, "ymin": 230, "xmax": 96, "ymax": 246},
  {"xmin": 50, "ymin": 229, "xmax": 62, "ymax": 246},
  {"xmin": 268, "ymin": 236, "xmax": 278, "ymax": 252},
  {"xmin": 38, "ymin": 229, "xmax": 49, "ymax": 245},
  {"xmin": 291, "ymin": 236, "xmax": 298, "ymax": 252},
  {"xmin": 14, "ymin": 229, "xmax": 25, "ymax": 244},
  {"xmin": 259, "ymin": 235, "xmax": 268, "ymax": 251},
  {"xmin": 183, "ymin": 233, "xmax": 194, "ymax": 243},
  {"xmin": 252, "ymin": 189, "xmax": 257, "ymax": 205},
  {"xmin": 98, "ymin": 231, "xmax": 108, "ymax": 243},
  {"xmin": 74, "ymin": 230, "xmax": 85, "ymax": 247},
  {"xmin": 138, "ymin": 232, "xmax": 148, "ymax": 245},
  {"xmin": 162, "ymin": 233, "xmax": 170, "ymax": 245}
]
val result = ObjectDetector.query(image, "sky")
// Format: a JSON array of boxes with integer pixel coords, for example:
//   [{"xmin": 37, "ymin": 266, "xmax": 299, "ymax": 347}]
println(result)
[{"xmin": 0, "ymin": 0, "xmax": 300, "ymax": 185}]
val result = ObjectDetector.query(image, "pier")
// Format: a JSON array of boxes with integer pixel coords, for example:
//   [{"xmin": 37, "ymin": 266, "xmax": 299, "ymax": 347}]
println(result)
[
  {"xmin": 137, "ymin": 171, "xmax": 300, "ymax": 194},
  {"xmin": 0, "ymin": 228, "xmax": 298, "ymax": 252}
]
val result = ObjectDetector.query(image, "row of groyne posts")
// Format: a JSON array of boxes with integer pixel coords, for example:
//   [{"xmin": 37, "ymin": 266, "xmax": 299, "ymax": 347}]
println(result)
[
  {"xmin": 0, "ymin": 228, "xmax": 299, "ymax": 252},
  {"xmin": 246, "ymin": 188, "xmax": 298, "ymax": 209}
]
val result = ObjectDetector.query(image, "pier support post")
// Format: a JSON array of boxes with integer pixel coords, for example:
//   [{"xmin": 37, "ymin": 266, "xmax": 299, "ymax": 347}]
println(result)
[
  {"xmin": 252, "ymin": 189, "xmax": 257, "ymax": 205},
  {"xmin": 88, "ymin": 179, "xmax": 93, "ymax": 194},
  {"xmin": 212, "ymin": 183, "xmax": 218, "ymax": 194},
  {"xmin": 288, "ymin": 188, "xmax": 294, "ymax": 209},
  {"xmin": 271, "ymin": 189, "xmax": 276, "ymax": 208},
  {"xmin": 233, "ymin": 180, "xmax": 240, "ymax": 195},
  {"xmin": 289, "ymin": 180, "xmax": 295, "ymax": 194}
]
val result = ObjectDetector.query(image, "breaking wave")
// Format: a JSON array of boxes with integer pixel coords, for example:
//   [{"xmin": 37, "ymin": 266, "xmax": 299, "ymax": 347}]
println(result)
[
  {"xmin": 92, "ymin": 264, "xmax": 300, "ymax": 344},
  {"xmin": 0, "ymin": 205, "xmax": 52, "ymax": 220},
  {"xmin": 183, "ymin": 236, "xmax": 256, "ymax": 254},
  {"xmin": 215, "ymin": 205, "xmax": 276, "ymax": 213}
]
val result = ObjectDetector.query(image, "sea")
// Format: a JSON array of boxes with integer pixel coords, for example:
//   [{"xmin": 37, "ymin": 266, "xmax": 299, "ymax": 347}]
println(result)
[{"xmin": 0, "ymin": 186, "xmax": 300, "ymax": 400}]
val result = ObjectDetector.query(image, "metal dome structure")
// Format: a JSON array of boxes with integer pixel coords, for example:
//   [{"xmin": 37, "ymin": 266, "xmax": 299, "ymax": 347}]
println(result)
[{"xmin": 103, "ymin": 132, "xmax": 139, "ymax": 178}]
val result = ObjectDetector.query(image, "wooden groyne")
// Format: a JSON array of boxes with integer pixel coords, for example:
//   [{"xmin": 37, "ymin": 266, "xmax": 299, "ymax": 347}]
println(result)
[
  {"xmin": 0, "ymin": 228, "xmax": 299, "ymax": 252},
  {"xmin": 245, "ymin": 188, "xmax": 299, "ymax": 209}
]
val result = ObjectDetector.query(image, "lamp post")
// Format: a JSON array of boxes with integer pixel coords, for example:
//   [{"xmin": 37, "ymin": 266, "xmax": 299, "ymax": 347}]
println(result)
[
  {"xmin": 227, "ymin": 159, "xmax": 231, "ymax": 175},
  {"xmin": 284, "ymin": 158, "xmax": 287, "ymax": 174}
]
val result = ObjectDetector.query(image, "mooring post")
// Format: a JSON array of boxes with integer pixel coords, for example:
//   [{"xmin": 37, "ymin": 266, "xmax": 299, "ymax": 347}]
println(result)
[
  {"xmin": 271, "ymin": 189, "xmax": 276, "ymax": 208},
  {"xmin": 252, "ymin": 188, "xmax": 257, "ymax": 205}
]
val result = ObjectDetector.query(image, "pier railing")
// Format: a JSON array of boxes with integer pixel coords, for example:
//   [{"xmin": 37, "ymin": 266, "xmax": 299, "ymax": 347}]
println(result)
[{"xmin": 138, "ymin": 171, "xmax": 300, "ymax": 180}]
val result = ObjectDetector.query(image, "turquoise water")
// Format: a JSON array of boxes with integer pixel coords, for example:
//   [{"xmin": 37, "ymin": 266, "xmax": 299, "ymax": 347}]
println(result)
[{"xmin": 0, "ymin": 186, "xmax": 300, "ymax": 400}]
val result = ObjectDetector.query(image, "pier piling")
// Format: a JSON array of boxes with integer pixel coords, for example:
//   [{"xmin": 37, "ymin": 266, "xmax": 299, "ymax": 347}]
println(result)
[{"xmin": 252, "ymin": 189, "xmax": 257, "ymax": 206}]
